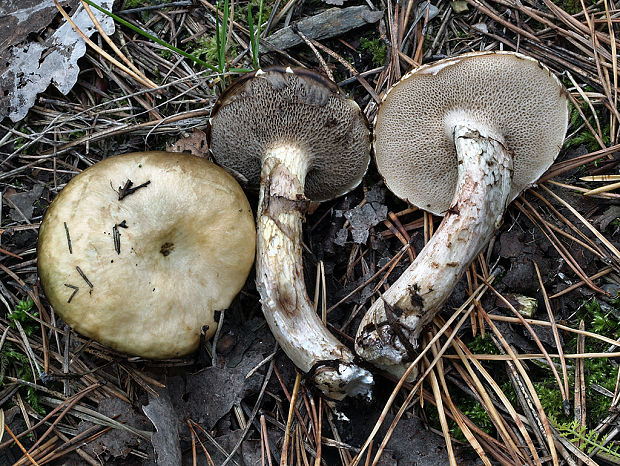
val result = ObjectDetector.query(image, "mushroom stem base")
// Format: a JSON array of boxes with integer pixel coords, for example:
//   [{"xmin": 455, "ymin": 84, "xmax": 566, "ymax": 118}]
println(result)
[
  {"xmin": 355, "ymin": 125, "xmax": 513, "ymax": 380},
  {"xmin": 256, "ymin": 148, "xmax": 373, "ymax": 400}
]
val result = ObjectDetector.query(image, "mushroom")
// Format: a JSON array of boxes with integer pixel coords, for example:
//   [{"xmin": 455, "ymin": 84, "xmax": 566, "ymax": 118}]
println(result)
[
  {"xmin": 355, "ymin": 51, "xmax": 569, "ymax": 378},
  {"xmin": 209, "ymin": 67, "xmax": 374, "ymax": 400},
  {"xmin": 37, "ymin": 151, "xmax": 256, "ymax": 359}
]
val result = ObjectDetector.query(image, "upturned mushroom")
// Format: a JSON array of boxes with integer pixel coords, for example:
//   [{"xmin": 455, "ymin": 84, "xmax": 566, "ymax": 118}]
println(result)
[
  {"xmin": 355, "ymin": 51, "xmax": 569, "ymax": 378},
  {"xmin": 38, "ymin": 151, "xmax": 256, "ymax": 359},
  {"xmin": 209, "ymin": 67, "xmax": 373, "ymax": 400}
]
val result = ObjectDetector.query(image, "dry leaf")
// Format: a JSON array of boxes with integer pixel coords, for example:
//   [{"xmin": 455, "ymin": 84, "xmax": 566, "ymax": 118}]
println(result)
[
  {"xmin": 142, "ymin": 389, "xmax": 182, "ymax": 466},
  {"xmin": 78, "ymin": 398, "xmax": 152, "ymax": 461},
  {"xmin": 166, "ymin": 129, "xmax": 208, "ymax": 157},
  {"xmin": 0, "ymin": 0, "xmax": 115, "ymax": 122}
]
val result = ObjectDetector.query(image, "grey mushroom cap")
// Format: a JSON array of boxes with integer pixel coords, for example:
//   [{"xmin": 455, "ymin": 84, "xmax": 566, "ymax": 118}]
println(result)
[
  {"xmin": 374, "ymin": 51, "xmax": 569, "ymax": 216},
  {"xmin": 208, "ymin": 67, "xmax": 371, "ymax": 202}
]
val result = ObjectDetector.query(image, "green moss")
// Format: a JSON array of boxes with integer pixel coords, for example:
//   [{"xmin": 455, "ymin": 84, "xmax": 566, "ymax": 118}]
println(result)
[
  {"xmin": 565, "ymin": 127, "xmax": 609, "ymax": 152},
  {"xmin": 532, "ymin": 298, "xmax": 620, "ymax": 424},
  {"xmin": 191, "ymin": 35, "xmax": 238, "ymax": 68},
  {"xmin": 578, "ymin": 297, "xmax": 620, "ymax": 341},
  {"xmin": 424, "ymin": 374, "xmax": 498, "ymax": 443},
  {"xmin": 433, "ymin": 334, "xmax": 506, "ymax": 442},
  {"xmin": 8, "ymin": 298, "xmax": 38, "ymax": 336},
  {"xmin": 1, "ymin": 342, "xmax": 46, "ymax": 415},
  {"xmin": 553, "ymin": 0, "xmax": 580, "ymax": 14},
  {"xmin": 550, "ymin": 0, "xmax": 590, "ymax": 15},
  {"xmin": 565, "ymin": 101, "xmax": 611, "ymax": 152},
  {"xmin": 13, "ymin": 125, "xmax": 36, "ymax": 154},
  {"xmin": 500, "ymin": 381, "xmax": 518, "ymax": 407},
  {"xmin": 435, "ymin": 296, "xmax": 620, "ymax": 454},
  {"xmin": 438, "ymin": 395, "xmax": 496, "ymax": 442},
  {"xmin": 235, "ymin": 0, "xmax": 273, "ymax": 27},
  {"xmin": 124, "ymin": 0, "xmax": 152, "ymax": 8},
  {"xmin": 360, "ymin": 37, "xmax": 387, "ymax": 67},
  {"xmin": 466, "ymin": 334, "xmax": 500, "ymax": 355},
  {"xmin": 534, "ymin": 379, "xmax": 568, "ymax": 422},
  {"xmin": 608, "ymin": 218, "xmax": 620, "ymax": 236},
  {"xmin": 459, "ymin": 399, "xmax": 494, "ymax": 434}
]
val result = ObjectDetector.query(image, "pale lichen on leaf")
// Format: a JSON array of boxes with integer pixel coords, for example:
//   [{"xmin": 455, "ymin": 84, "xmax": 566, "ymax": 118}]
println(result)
[{"xmin": 0, "ymin": 0, "xmax": 115, "ymax": 122}]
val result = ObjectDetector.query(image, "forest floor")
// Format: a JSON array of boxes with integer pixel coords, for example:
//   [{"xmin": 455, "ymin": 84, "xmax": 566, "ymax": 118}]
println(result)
[{"xmin": 0, "ymin": 0, "xmax": 619, "ymax": 464}]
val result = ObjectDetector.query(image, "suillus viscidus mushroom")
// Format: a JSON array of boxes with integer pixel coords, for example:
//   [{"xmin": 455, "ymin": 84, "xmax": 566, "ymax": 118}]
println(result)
[
  {"xmin": 355, "ymin": 51, "xmax": 569, "ymax": 379},
  {"xmin": 209, "ymin": 67, "xmax": 374, "ymax": 400},
  {"xmin": 37, "ymin": 151, "xmax": 256, "ymax": 359}
]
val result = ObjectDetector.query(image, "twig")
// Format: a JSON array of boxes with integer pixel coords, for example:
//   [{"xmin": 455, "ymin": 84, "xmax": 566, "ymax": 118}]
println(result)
[
  {"xmin": 534, "ymin": 261, "xmax": 570, "ymax": 415},
  {"xmin": 280, "ymin": 372, "xmax": 301, "ymax": 466},
  {"xmin": 5, "ymin": 423, "xmax": 40, "ymax": 466},
  {"xmin": 221, "ymin": 344, "xmax": 276, "ymax": 466}
]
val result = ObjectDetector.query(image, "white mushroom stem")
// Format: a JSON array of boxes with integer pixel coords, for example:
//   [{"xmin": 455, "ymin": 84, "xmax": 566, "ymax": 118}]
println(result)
[
  {"xmin": 355, "ymin": 125, "xmax": 514, "ymax": 379},
  {"xmin": 256, "ymin": 145, "xmax": 373, "ymax": 400}
]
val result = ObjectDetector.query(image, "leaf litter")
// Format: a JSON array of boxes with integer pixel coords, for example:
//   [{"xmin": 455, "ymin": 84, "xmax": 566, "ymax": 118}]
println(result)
[
  {"xmin": 0, "ymin": 0, "xmax": 619, "ymax": 464},
  {"xmin": 0, "ymin": 0, "xmax": 114, "ymax": 122},
  {"xmin": 79, "ymin": 397, "xmax": 153, "ymax": 461},
  {"xmin": 142, "ymin": 389, "xmax": 181, "ymax": 466},
  {"xmin": 336, "ymin": 185, "xmax": 388, "ymax": 245}
]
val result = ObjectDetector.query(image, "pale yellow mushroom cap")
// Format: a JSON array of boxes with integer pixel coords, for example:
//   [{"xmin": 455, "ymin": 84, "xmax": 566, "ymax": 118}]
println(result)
[
  {"xmin": 374, "ymin": 51, "xmax": 569, "ymax": 216},
  {"xmin": 37, "ymin": 151, "xmax": 256, "ymax": 359}
]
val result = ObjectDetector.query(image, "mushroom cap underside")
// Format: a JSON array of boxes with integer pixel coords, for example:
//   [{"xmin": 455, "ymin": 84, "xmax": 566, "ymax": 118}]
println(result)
[
  {"xmin": 209, "ymin": 67, "xmax": 371, "ymax": 202},
  {"xmin": 37, "ymin": 151, "xmax": 256, "ymax": 359},
  {"xmin": 374, "ymin": 51, "xmax": 569, "ymax": 216}
]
